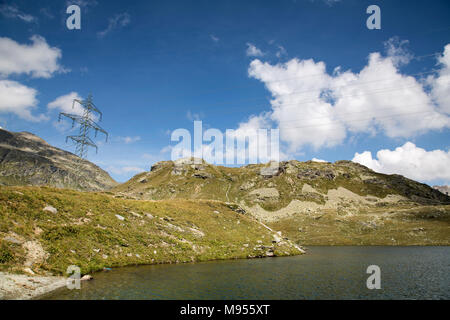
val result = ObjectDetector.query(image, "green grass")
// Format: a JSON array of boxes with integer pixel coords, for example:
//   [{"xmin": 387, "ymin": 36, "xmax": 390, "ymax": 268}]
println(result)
[
  {"xmin": 0, "ymin": 186, "xmax": 301, "ymax": 276},
  {"xmin": 268, "ymin": 205, "xmax": 450, "ymax": 246}
]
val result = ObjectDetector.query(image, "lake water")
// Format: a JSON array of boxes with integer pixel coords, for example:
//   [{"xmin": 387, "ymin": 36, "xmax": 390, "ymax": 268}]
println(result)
[{"xmin": 42, "ymin": 246, "xmax": 450, "ymax": 300}]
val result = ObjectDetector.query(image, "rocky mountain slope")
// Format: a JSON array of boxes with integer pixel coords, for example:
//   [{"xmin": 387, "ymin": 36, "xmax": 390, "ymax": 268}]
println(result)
[
  {"xmin": 114, "ymin": 158, "xmax": 450, "ymax": 245},
  {"xmin": 0, "ymin": 129, "xmax": 116, "ymax": 191}
]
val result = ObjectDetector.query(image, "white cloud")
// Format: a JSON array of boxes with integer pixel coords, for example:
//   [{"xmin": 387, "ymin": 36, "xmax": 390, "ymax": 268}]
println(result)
[
  {"xmin": 312, "ymin": 158, "xmax": 327, "ymax": 163},
  {"xmin": 427, "ymin": 44, "xmax": 450, "ymax": 115},
  {"xmin": 107, "ymin": 166, "xmax": 145, "ymax": 175},
  {"xmin": 47, "ymin": 92, "xmax": 85, "ymax": 116},
  {"xmin": 352, "ymin": 142, "xmax": 450, "ymax": 183},
  {"xmin": 248, "ymin": 57, "xmax": 347, "ymax": 151},
  {"xmin": 116, "ymin": 136, "xmax": 141, "ymax": 144},
  {"xmin": 245, "ymin": 41, "xmax": 450, "ymax": 153},
  {"xmin": 0, "ymin": 35, "xmax": 66, "ymax": 78},
  {"xmin": 160, "ymin": 145, "xmax": 173, "ymax": 155},
  {"xmin": 210, "ymin": 34, "xmax": 219, "ymax": 42},
  {"xmin": 246, "ymin": 43, "xmax": 264, "ymax": 57},
  {"xmin": 39, "ymin": 8, "xmax": 54, "ymax": 19},
  {"xmin": 98, "ymin": 13, "xmax": 131, "ymax": 38},
  {"xmin": 65, "ymin": 0, "xmax": 98, "ymax": 10},
  {"xmin": 383, "ymin": 37, "xmax": 413, "ymax": 67},
  {"xmin": 0, "ymin": 80, "xmax": 47, "ymax": 122},
  {"xmin": 275, "ymin": 45, "xmax": 287, "ymax": 58},
  {"xmin": 323, "ymin": 0, "xmax": 341, "ymax": 6},
  {"xmin": 186, "ymin": 110, "xmax": 203, "ymax": 121},
  {"xmin": 0, "ymin": 4, "xmax": 36, "ymax": 23}
]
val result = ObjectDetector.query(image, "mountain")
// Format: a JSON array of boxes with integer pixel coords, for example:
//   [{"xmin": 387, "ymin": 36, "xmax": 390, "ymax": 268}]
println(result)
[
  {"xmin": 434, "ymin": 185, "xmax": 450, "ymax": 196},
  {"xmin": 114, "ymin": 158, "xmax": 450, "ymax": 245},
  {"xmin": 115, "ymin": 158, "xmax": 450, "ymax": 208},
  {"xmin": 0, "ymin": 129, "xmax": 116, "ymax": 191}
]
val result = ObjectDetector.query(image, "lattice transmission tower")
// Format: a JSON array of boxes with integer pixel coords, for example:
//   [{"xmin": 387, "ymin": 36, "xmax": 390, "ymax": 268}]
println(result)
[{"xmin": 58, "ymin": 94, "xmax": 108, "ymax": 158}]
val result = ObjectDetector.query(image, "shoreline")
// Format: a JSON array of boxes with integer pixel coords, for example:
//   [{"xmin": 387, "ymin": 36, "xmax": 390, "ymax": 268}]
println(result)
[
  {"xmin": 1, "ymin": 252, "xmax": 304, "ymax": 300},
  {"xmin": 0, "ymin": 272, "xmax": 66, "ymax": 300},
  {"xmin": 3, "ymin": 245, "xmax": 449, "ymax": 300}
]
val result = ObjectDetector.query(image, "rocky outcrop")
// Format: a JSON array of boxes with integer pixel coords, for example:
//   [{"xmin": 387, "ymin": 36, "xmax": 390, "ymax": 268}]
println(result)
[{"xmin": 0, "ymin": 129, "xmax": 116, "ymax": 191}]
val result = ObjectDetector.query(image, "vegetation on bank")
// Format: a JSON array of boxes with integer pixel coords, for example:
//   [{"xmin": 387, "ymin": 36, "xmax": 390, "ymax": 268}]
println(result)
[
  {"xmin": 268, "ymin": 205, "xmax": 450, "ymax": 246},
  {"xmin": 0, "ymin": 186, "xmax": 301, "ymax": 276}
]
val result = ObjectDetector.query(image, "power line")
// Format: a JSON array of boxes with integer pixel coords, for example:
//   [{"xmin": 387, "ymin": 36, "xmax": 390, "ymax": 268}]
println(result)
[
  {"xmin": 179, "ymin": 51, "xmax": 443, "ymax": 100},
  {"xmin": 280, "ymin": 109, "xmax": 443, "ymax": 131},
  {"xmin": 273, "ymin": 101, "xmax": 448, "ymax": 126},
  {"xmin": 58, "ymin": 94, "xmax": 109, "ymax": 159},
  {"xmin": 183, "ymin": 69, "xmax": 441, "ymax": 111},
  {"xmin": 185, "ymin": 79, "xmax": 449, "ymax": 119}
]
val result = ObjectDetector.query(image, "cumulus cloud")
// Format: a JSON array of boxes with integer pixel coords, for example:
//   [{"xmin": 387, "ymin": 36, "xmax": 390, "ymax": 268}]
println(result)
[
  {"xmin": 248, "ymin": 57, "xmax": 347, "ymax": 151},
  {"xmin": 47, "ymin": 92, "xmax": 85, "ymax": 116},
  {"xmin": 165, "ymin": 116, "xmax": 284, "ymax": 165},
  {"xmin": 224, "ymin": 114, "xmax": 286, "ymax": 164},
  {"xmin": 383, "ymin": 37, "xmax": 413, "ymax": 66},
  {"xmin": 246, "ymin": 43, "xmax": 264, "ymax": 57},
  {"xmin": 0, "ymin": 35, "xmax": 66, "ymax": 78},
  {"xmin": 352, "ymin": 142, "xmax": 450, "ymax": 183},
  {"xmin": 0, "ymin": 80, "xmax": 47, "ymax": 122},
  {"xmin": 245, "ymin": 41, "xmax": 450, "ymax": 153},
  {"xmin": 312, "ymin": 158, "xmax": 327, "ymax": 163},
  {"xmin": 98, "ymin": 13, "xmax": 131, "ymax": 38},
  {"xmin": 0, "ymin": 4, "xmax": 36, "ymax": 23},
  {"xmin": 427, "ymin": 44, "xmax": 450, "ymax": 115}
]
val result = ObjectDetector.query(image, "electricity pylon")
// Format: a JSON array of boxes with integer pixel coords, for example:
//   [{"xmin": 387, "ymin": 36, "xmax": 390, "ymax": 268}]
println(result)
[{"xmin": 59, "ymin": 94, "xmax": 108, "ymax": 158}]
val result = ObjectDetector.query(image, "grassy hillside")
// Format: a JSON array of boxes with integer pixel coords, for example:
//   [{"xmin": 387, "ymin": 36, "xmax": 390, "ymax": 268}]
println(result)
[
  {"xmin": 112, "ymin": 158, "xmax": 450, "ymax": 246},
  {"xmin": 114, "ymin": 159, "xmax": 449, "ymax": 210},
  {"xmin": 268, "ymin": 204, "xmax": 450, "ymax": 246},
  {"xmin": 0, "ymin": 186, "xmax": 303, "ymax": 276}
]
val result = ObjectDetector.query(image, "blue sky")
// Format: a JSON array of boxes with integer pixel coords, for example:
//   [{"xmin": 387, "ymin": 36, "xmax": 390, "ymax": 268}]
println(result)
[{"xmin": 0, "ymin": 0, "xmax": 449, "ymax": 184}]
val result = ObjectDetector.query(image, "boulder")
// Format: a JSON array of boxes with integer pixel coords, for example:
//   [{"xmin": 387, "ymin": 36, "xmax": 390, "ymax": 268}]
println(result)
[
  {"xmin": 272, "ymin": 234, "xmax": 282, "ymax": 244},
  {"xmin": 43, "ymin": 205, "xmax": 57, "ymax": 214},
  {"xmin": 297, "ymin": 168, "xmax": 335, "ymax": 180},
  {"xmin": 192, "ymin": 172, "xmax": 213, "ymax": 179}
]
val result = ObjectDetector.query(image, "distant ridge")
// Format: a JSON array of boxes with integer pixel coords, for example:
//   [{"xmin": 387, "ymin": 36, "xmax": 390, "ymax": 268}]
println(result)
[
  {"xmin": 0, "ymin": 129, "xmax": 117, "ymax": 191},
  {"xmin": 434, "ymin": 185, "xmax": 450, "ymax": 196},
  {"xmin": 114, "ymin": 157, "xmax": 450, "ymax": 212}
]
